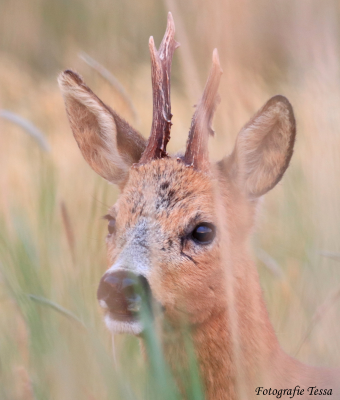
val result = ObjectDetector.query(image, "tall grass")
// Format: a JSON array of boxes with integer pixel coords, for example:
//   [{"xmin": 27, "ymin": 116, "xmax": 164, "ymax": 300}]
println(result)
[{"xmin": 0, "ymin": 0, "xmax": 340, "ymax": 399}]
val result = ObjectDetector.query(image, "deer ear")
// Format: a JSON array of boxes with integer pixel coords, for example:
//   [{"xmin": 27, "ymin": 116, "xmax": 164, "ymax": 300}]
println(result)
[
  {"xmin": 219, "ymin": 95, "xmax": 296, "ymax": 198},
  {"xmin": 58, "ymin": 70, "xmax": 146, "ymax": 187}
]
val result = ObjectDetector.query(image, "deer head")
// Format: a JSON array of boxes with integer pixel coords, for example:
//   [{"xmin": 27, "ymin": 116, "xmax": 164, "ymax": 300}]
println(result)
[{"xmin": 58, "ymin": 10, "xmax": 295, "ymax": 355}]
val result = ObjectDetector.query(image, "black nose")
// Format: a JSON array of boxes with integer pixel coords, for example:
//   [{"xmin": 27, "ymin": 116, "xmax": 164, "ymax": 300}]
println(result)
[{"xmin": 97, "ymin": 271, "xmax": 150, "ymax": 320}]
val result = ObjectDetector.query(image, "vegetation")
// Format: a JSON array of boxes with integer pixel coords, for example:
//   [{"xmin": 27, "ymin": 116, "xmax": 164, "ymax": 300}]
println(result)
[{"xmin": 0, "ymin": 0, "xmax": 340, "ymax": 398}]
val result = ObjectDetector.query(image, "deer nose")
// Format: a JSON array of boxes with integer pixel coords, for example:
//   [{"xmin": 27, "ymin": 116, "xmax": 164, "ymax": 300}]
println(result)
[{"xmin": 97, "ymin": 271, "xmax": 143, "ymax": 317}]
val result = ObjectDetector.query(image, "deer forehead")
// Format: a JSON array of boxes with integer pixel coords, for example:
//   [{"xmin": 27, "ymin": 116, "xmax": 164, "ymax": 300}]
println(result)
[{"xmin": 113, "ymin": 159, "xmax": 217, "ymax": 236}]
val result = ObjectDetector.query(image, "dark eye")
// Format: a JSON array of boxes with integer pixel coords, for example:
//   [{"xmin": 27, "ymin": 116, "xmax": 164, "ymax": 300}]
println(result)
[
  {"xmin": 191, "ymin": 223, "xmax": 216, "ymax": 244},
  {"xmin": 108, "ymin": 219, "xmax": 116, "ymax": 235},
  {"xmin": 103, "ymin": 214, "xmax": 116, "ymax": 235}
]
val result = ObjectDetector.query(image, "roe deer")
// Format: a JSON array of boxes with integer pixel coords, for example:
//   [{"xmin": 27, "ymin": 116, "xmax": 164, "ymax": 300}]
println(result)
[{"xmin": 58, "ymin": 12, "xmax": 339, "ymax": 400}]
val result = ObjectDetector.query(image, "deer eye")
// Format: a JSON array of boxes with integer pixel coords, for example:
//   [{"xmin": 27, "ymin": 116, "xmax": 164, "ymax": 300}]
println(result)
[
  {"xmin": 108, "ymin": 219, "xmax": 116, "ymax": 235},
  {"xmin": 191, "ymin": 223, "xmax": 216, "ymax": 244},
  {"xmin": 103, "ymin": 214, "xmax": 116, "ymax": 235}
]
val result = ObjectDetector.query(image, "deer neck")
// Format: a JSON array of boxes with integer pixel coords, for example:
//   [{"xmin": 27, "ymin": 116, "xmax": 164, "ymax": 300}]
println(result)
[{"xmin": 160, "ymin": 252, "xmax": 281, "ymax": 400}]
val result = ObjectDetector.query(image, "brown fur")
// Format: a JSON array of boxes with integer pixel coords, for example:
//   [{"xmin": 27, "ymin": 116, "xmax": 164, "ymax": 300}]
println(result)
[
  {"xmin": 58, "ymin": 70, "xmax": 146, "ymax": 187},
  {"xmin": 59, "ymin": 52, "xmax": 339, "ymax": 400}
]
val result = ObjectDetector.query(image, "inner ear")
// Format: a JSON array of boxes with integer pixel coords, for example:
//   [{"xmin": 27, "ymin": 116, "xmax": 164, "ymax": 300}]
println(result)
[
  {"xmin": 58, "ymin": 70, "xmax": 146, "ymax": 187},
  {"xmin": 219, "ymin": 95, "xmax": 296, "ymax": 198}
]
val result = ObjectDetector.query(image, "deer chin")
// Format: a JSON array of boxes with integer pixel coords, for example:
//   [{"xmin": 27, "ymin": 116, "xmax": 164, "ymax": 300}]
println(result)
[{"xmin": 104, "ymin": 312, "xmax": 143, "ymax": 335}]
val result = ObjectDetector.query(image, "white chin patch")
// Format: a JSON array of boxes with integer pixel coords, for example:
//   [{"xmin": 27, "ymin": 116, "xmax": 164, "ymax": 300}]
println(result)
[{"xmin": 104, "ymin": 314, "xmax": 143, "ymax": 335}]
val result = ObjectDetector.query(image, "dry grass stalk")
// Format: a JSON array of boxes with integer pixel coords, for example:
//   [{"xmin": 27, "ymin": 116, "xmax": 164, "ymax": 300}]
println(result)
[
  {"xmin": 60, "ymin": 201, "xmax": 76, "ymax": 263},
  {"xmin": 257, "ymin": 248, "xmax": 284, "ymax": 279},
  {"xmin": 295, "ymin": 285, "xmax": 340, "ymax": 356},
  {"xmin": 79, "ymin": 51, "xmax": 139, "ymax": 124},
  {"xmin": 320, "ymin": 250, "xmax": 340, "ymax": 262},
  {"xmin": 0, "ymin": 109, "xmax": 50, "ymax": 152}
]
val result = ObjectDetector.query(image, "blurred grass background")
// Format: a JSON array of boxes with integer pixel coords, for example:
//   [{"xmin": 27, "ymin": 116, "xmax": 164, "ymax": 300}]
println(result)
[{"xmin": 1, "ymin": 0, "xmax": 340, "ymax": 399}]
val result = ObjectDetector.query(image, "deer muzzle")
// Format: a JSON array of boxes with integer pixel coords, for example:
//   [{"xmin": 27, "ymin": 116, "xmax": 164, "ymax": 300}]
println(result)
[{"xmin": 97, "ymin": 270, "xmax": 152, "ymax": 324}]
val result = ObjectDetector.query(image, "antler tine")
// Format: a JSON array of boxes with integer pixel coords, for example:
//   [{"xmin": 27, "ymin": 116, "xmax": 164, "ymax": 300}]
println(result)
[
  {"xmin": 139, "ymin": 12, "xmax": 180, "ymax": 164},
  {"xmin": 184, "ymin": 49, "xmax": 223, "ymax": 170}
]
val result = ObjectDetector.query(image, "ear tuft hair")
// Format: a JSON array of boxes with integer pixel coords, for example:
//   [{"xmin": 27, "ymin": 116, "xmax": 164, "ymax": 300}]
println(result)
[
  {"xmin": 58, "ymin": 70, "xmax": 146, "ymax": 187},
  {"xmin": 220, "ymin": 95, "xmax": 296, "ymax": 198}
]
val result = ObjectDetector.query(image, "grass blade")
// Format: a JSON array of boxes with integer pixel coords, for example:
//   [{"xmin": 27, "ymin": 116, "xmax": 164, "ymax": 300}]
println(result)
[
  {"xmin": 0, "ymin": 109, "xmax": 50, "ymax": 152},
  {"xmin": 257, "ymin": 248, "xmax": 284, "ymax": 279},
  {"xmin": 295, "ymin": 286, "xmax": 340, "ymax": 356},
  {"xmin": 27, "ymin": 294, "xmax": 85, "ymax": 329},
  {"xmin": 320, "ymin": 251, "xmax": 340, "ymax": 262},
  {"xmin": 79, "ymin": 51, "xmax": 139, "ymax": 124}
]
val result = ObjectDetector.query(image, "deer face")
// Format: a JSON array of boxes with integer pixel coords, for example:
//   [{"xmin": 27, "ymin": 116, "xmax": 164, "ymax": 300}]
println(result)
[
  {"xmin": 58, "ymin": 13, "xmax": 295, "ymax": 337},
  {"xmin": 97, "ymin": 159, "xmax": 225, "ymax": 334}
]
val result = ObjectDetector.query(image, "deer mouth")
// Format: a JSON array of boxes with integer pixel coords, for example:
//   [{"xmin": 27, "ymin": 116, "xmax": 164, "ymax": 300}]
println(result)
[{"xmin": 97, "ymin": 272, "xmax": 153, "ymax": 334}]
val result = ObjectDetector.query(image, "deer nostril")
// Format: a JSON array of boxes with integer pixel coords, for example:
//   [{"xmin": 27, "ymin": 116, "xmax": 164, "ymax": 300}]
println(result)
[
  {"xmin": 103, "ymin": 275, "xmax": 122, "ymax": 289},
  {"xmin": 122, "ymin": 277, "xmax": 137, "ymax": 289},
  {"xmin": 97, "ymin": 271, "xmax": 148, "ymax": 319},
  {"xmin": 121, "ymin": 277, "xmax": 139, "ymax": 298},
  {"xmin": 127, "ymin": 294, "xmax": 142, "ymax": 312}
]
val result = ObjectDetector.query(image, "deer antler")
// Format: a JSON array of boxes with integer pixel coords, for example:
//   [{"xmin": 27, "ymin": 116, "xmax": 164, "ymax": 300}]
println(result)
[
  {"xmin": 184, "ymin": 49, "xmax": 223, "ymax": 170},
  {"xmin": 139, "ymin": 12, "xmax": 179, "ymax": 164}
]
